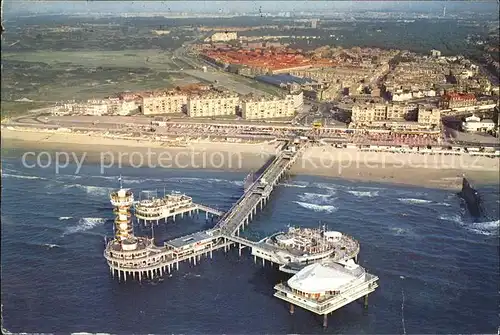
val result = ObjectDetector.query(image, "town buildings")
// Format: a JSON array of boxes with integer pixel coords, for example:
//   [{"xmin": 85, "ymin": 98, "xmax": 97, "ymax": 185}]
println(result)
[
  {"xmin": 417, "ymin": 105, "xmax": 442, "ymax": 126},
  {"xmin": 462, "ymin": 115, "xmax": 496, "ymax": 132},
  {"xmin": 64, "ymin": 98, "xmax": 138, "ymax": 116},
  {"xmin": 351, "ymin": 102, "xmax": 419, "ymax": 124},
  {"xmin": 206, "ymin": 32, "xmax": 238, "ymax": 42},
  {"xmin": 141, "ymin": 93, "xmax": 188, "ymax": 115},
  {"xmin": 430, "ymin": 49, "xmax": 442, "ymax": 57},
  {"xmin": 440, "ymin": 92, "xmax": 477, "ymax": 109},
  {"xmin": 187, "ymin": 92, "xmax": 239, "ymax": 117},
  {"xmin": 241, "ymin": 95, "xmax": 295, "ymax": 120}
]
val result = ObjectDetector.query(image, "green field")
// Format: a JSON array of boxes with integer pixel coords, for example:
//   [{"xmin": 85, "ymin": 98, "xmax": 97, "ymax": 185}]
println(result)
[
  {"xmin": 0, "ymin": 101, "xmax": 52, "ymax": 120},
  {"xmin": 1, "ymin": 49, "xmax": 204, "ymax": 115},
  {"xmin": 2, "ymin": 50, "xmax": 182, "ymax": 70}
]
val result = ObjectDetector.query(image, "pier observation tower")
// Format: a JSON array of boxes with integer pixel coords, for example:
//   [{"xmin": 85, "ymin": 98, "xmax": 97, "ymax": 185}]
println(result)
[
  {"xmin": 105, "ymin": 177, "xmax": 163, "ymax": 282},
  {"xmin": 110, "ymin": 177, "xmax": 135, "ymax": 240}
]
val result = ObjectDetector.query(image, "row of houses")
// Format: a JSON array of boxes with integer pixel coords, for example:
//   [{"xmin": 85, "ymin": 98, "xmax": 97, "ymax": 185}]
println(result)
[
  {"xmin": 351, "ymin": 102, "xmax": 441, "ymax": 128},
  {"xmin": 63, "ymin": 87, "xmax": 304, "ymax": 120}
]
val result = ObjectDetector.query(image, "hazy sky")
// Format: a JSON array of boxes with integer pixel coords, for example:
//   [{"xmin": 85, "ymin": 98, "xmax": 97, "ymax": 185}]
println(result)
[{"xmin": 4, "ymin": 0, "xmax": 499, "ymax": 17}]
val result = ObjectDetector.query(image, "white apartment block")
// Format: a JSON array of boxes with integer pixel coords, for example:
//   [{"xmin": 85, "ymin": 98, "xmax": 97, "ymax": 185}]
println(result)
[
  {"xmin": 66, "ymin": 100, "xmax": 109, "ymax": 116},
  {"xmin": 209, "ymin": 32, "xmax": 238, "ymax": 42},
  {"xmin": 430, "ymin": 49, "xmax": 442, "ymax": 57},
  {"xmin": 289, "ymin": 91, "xmax": 304, "ymax": 110},
  {"xmin": 351, "ymin": 103, "xmax": 387, "ymax": 124},
  {"xmin": 242, "ymin": 96, "xmax": 296, "ymax": 120},
  {"xmin": 187, "ymin": 95, "xmax": 239, "ymax": 117},
  {"xmin": 141, "ymin": 94, "xmax": 188, "ymax": 115},
  {"xmin": 352, "ymin": 103, "xmax": 419, "ymax": 124},
  {"xmin": 386, "ymin": 103, "xmax": 418, "ymax": 120},
  {"xmin": 417, "ymin": 107, "xmax": 441, "ymax": 126}
]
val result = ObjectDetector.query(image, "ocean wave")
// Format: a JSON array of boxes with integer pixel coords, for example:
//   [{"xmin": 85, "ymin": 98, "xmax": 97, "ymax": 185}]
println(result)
[
  {"xmin": 466, "ymin": 220, "xmax": 500, "ymax": 236},
  {"xmin": 64, "ymin": 184, "xmax": 114, "ymax": 196},
  {"xmin": 165, "ymin": 177, "xmax": 243, "ymax": 187},
  {"xmin": 231, "ymin": 180, "xmax": 244, "ymax": 187},
  {"xmin": 294, "ymin": 201, "xmax": 338, "ymax": 213},
  {"xmin": 313, "ymin": 182, "xmax": 339, "ymax": 193},
  {"xmin": 42, "ymin": 243, "xmax": 61, "ymax": 249},
  {"xmin": 347, "ymin": 190, "xmax": 379, "ymax": 198},
  {"xmin": 436, "ymin": 202, "xmax": 452, "ymax": 207},
  {"xmin": 58, "ymin": 216, "xmax": 73, "ymax": 220},
  {"xmin": 398, "ymin": 198, "xmax": 432, "ymax": 204},
  {"xmin": 390, "ymin": 227, "xmax": 409, "ymax": 236},
  {"xmin": 281, "ymin": 182, "xmax": 307, "ymax": 188},
  {"xmin": 63, "ymin": 217, "xmax": 106, "ymax": 235},
  {"xmin": 298, "ymin": 192, "xmax": 332, "ymax": 203},
  {"xmin": 439, "ymin": 214, "xmax": 463, "ymax": 224},
  {"xmin": 2, "ymin": 173, "xmax": 45, "ymax": 180},
  {"xmin": 439, "ymin": 214, "xmax": 499, "ymax": 236}
]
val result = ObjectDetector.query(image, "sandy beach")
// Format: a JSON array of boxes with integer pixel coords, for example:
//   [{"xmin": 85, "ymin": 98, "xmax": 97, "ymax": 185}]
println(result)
[{"xmin": 2, "ymin": 128, "xmax": 499, "ymax": 190}]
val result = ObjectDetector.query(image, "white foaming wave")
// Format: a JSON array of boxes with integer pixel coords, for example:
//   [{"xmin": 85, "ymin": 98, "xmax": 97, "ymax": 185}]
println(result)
[
  {"xmin": 436, "ymin": 202, "xmax": 452, "ymax": 207},
  {"xmin": 314, "ymin": 182, "xmax": 339, "ymax": 192},
  {"xmin": 2, "ymin": 173, "xmax": 45, "ymax": 180},
  {"xmin": 63, "ymin": 217, "xmax": 106, "ymax": 235},
  {"xmin": 439, "ymin": 213, "xmax": 463, "ymax": 224},
  {"xmin": 2, "ymin": 167, "xmax": 19, "ymax": 173},
  {"xmin": 294, "ymin": 201, "xmax": 338, "ymax": 213},
  {"xmin": 58, "ymin": 216, "xmax": 73, "ymax": 220},
  {"xmin": 347, "ymin": 190, "xmax": 379, "ymax": 198},
  {"xmin": 281, "ymin": 182, "xmax": 307, "ymax": 188},
  {"xmin": 466, "ymin": 220, "xmax": 500, "ymax": 236},
  {"xmin": 298, "ymin": 192, "xmax": 332, "ymax": 204},
  {"xmin": 165, "ymin": 177, "xmax": 242, "ymax": 187},
  {"xmin": 439, "ymin": 214, "xmax": 499, "ymax": 236},
  {"xmin": 56, "ymin": 174, "xmax": 82, "ymax": 180},
  {"xmin": 398, "ymin": 198, "xmax": 432, "ymax": 204},
  {"xmin": 43, "ymin": 243, "xmax": 60, "ymax": 249},
  {"xmin": 391, "ymin": 227, "xmax": 410, "ymax": 236},
  {"xmin": 232, "ymin": 180, "xmax": 244, "ymax": 187},
  {"xmin": 64, "ymin": 183, "xmax": 114, "ymax": 196}
]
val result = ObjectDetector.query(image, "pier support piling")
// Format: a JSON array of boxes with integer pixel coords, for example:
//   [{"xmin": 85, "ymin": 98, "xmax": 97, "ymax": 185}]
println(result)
[
  {"xmin": 290, "ymin": 304, "xmax": 294, "ymax": 315},
  {"xmin": 323, "ymin": 314, "xmax": 328, "ymax": 328},
  {"xmin": 364, "ymin": 294, "xmax": 369, "ymax": 309}
]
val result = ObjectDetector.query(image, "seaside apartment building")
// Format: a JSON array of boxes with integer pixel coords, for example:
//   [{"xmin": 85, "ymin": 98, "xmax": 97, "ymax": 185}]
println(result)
[
  {"xmin": 417, "ymin": 105, "xmax": 442, "ymax": 126},
  {"xmin": 241, "ymin": 95, "xmax": 295, "ymax": 120},
  {"xmin": 141, "ymin": 94, "xmax": 188, "ymax": 115},
  {"xmin": 187, "ymin": 93, "xmax": 239, "ymax": 117},
  {"xmin": 351, "ymin": 102, "xmax": 419, "ymax": 124}
]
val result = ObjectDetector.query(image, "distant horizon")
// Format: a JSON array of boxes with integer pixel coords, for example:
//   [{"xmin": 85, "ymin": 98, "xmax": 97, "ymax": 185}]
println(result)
[{"xmin": 3, "ymin": 0, "xmax": 499, "ymax": 18}]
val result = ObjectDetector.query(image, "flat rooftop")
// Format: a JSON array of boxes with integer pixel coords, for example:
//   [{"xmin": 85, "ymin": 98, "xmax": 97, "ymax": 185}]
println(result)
[{"xmin": 164, "ymin": 230, "xmax": 216, "ymax": 249}]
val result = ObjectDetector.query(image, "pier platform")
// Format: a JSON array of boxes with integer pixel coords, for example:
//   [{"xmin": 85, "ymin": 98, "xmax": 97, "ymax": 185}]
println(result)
[{"xmin": 135, "ymin": 202, "xmax": 223, "ymax": 223}]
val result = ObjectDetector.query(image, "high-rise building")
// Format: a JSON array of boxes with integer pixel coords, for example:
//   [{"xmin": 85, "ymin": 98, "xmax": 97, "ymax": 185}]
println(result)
[
  {"xmin": 141, "ymin": 94, "xmax": 188, "ymax": 115},
  {"xmin": 187, "ymin": 93, "xmax": 239, "ymax": 117},
  {"xmin": 241, "ymin": 96, "xmax": 295, "ymax": 120}
]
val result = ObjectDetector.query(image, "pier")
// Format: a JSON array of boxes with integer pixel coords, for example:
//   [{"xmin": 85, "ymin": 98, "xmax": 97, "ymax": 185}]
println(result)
[
  {"xmin": 135, "ymin": 201, "xmax": 223, "ymax": 224},
  {"xmin": 216, "ymin": 141, "xmax": 307, "ymax": 237},
  {"xmin": 104, "ymin": 140, "xmax": 308, "ymax": 279},
  {"xmin": 103, "ymin": 139, "xmax": 378, "ymax": 326}
]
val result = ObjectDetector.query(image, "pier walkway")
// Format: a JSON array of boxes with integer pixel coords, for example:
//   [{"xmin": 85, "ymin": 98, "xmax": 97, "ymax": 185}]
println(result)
[{"xmin": 217, "ymin": 142, "xmax": 307, "ymax": 237}]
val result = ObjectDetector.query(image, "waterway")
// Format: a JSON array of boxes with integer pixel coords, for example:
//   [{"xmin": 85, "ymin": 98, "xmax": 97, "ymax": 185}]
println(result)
[{"xmin": 1, "ymin": 148, "xmax": 499, "ymax": 334}]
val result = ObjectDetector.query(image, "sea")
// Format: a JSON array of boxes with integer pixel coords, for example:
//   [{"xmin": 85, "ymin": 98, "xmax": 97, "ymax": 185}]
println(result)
[{"xmin": 1, "ymin": 148, "xmax": 499, "ymax": 334}]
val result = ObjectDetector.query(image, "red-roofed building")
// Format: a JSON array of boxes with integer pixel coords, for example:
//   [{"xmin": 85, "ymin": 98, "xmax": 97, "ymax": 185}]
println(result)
[{"xmin": 440, "ymin": 92, "xmax": 476, "ymax": 109}]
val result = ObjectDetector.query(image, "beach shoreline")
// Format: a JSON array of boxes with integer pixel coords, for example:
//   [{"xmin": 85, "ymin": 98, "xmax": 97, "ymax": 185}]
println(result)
[{"xmin": 2, "ymin": 129, "xmax": 499, "ymax": 190}]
